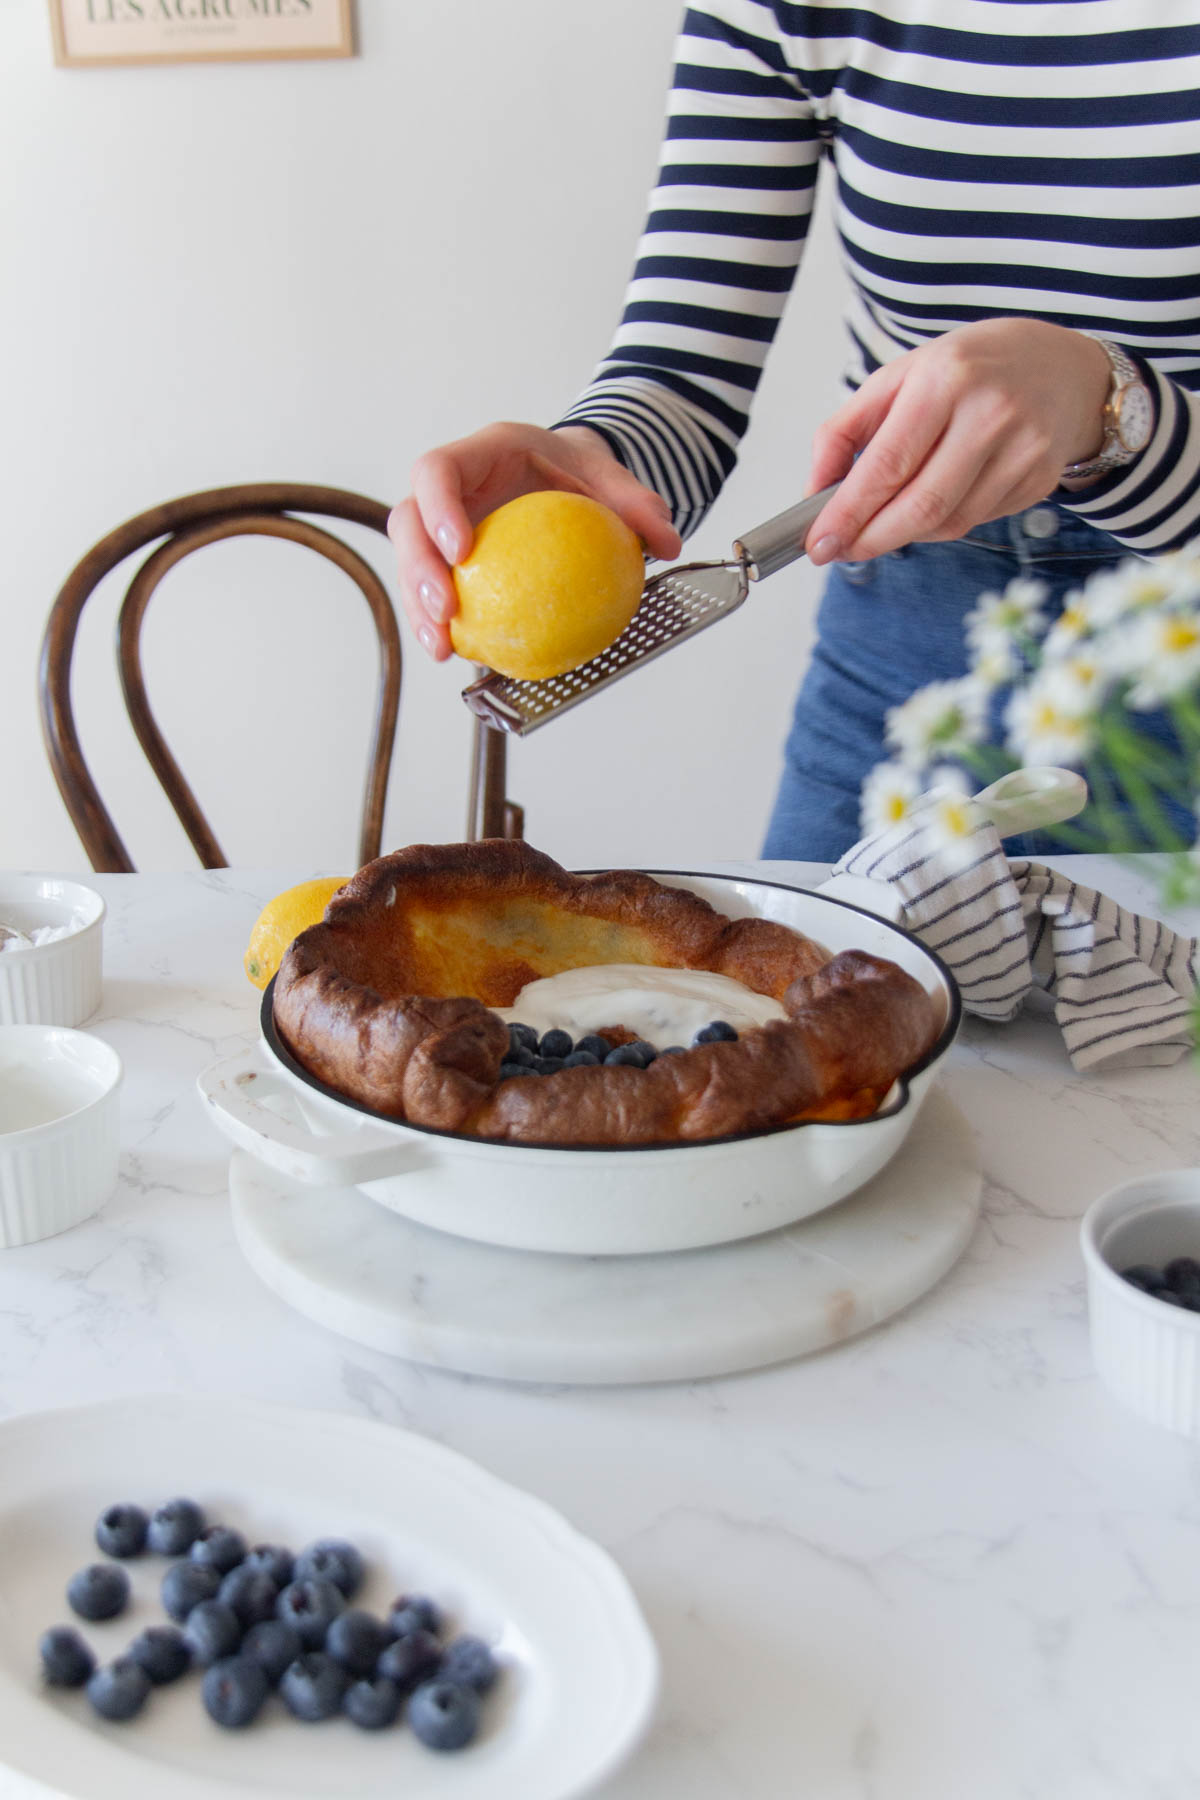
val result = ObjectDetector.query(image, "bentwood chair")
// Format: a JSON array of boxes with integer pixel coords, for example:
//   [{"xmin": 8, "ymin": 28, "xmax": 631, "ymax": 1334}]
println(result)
[{"xmin": 39, "ymin": 483, "xmax": 523, "ymax": 873}]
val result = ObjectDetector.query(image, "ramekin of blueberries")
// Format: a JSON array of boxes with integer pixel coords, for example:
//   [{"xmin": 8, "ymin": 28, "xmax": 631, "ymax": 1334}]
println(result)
[{"xmin": 39, "ymin": 1496, "xmax": 500, "ymax": 1751}]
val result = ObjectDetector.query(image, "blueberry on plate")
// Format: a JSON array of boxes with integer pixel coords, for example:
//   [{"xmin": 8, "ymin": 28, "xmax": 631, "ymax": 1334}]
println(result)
[
  {"xmin": 693, "ymin": 1019, "xmax": 738, "ymax": 1044},
  {"xmin": 343, "ymin": 1674, "xmax": 402, "ymax": 1730},
  {"xmin": 67, "ymin": 1563, "xmax": 129, "ymax": 1622},
  {"xmin": 439, "ymin": 1633, "xmax": 499, "ymax": 1693},
  {"xmin": 604, "ymin": 1044, "xmax": 646, "ymax": 1068},
  {"xmin": 292, "ymin": 1539, "xmax": 364, "ymax": 1600},
  {"xmin": 562, "ymin": 1049, "xmax": 599, "ymax": 1067},
  {"xmin": 202, "ymin": 1654, "xmax": 270, "ymax": 1729},
  {"xmin": 86, "ymin": 1657, "xmax": 151, "ymax": 1721},
  {"xmin": 39, "ymin": 1625, "xmax": 95, "ymax": 1688},
  {"xmin": 507, "ymin": 1021, "xmax": 538, "ymax": 1055},
  {"xmin": 538, "ymin": 1028, "xmax": 573, "ymax": 1060},
  {"xmin": 147, "ymin": 1497, "xmax": 205, "ymax": 1557},
  {"xmin": 659, "ymin": 1044, "xmax": 687, "ymax": 1056},
  {"xmin": 183, "ymin": 1600, "xmax": 243, "ymax": 1666},
  {"xmin": 279, "ymin": 1650, "xmax": 350, "ymax": 1721},
  {"xmin": 377, "ymin": 1627, "xmax": 442, "ymax": 1693},
  {"xmin": 498, "ymin": 1061, "xmax": 536, "ymax": 1081},
  {"xmin": 161, "ymin": 1559, "xmax": 222, "ymax": 1622},
  {"xmin": 242, "ymin": 1544, "xmax": 294, "ymax": 1588},
  {"xmin": 219, "ymin": 1564, "xmax": 279, "ymax": 1627},
  {"xmin": 575, "ymin": 1034, "xmax": 612, "ymax": 1060},
  {"xmin": 534, "ymin": 1055, "xmax": 566, "ymax": 1074},
  {"xmin": 241, "ymin": 1618, "xmax": 304, "ymax": 1685},
  {"xmin": 325, "ymin": 1608, "xmax": 391, "ymax": 1676},
  {"xmin": 276, "ymin": 1576, "xmax": 345, "ymax": 1646},
  {"xmin": 388, "ymin": 1592, "xmax": 441, "ymax": 1638},
  {"xmin": 189, "ymin": 1525, "xmax": 247, "ymax": 1575},
  {"xmin": 408, "ymin": 1677, "xmax": 480, "ymax": 1751},
  {"xmin": 94, "ymin": 1503, "xmax": 148, "ymax": 1559},
  {"xmin": 128, "ymin": 1625, "xmax": 191, "ymax": 1685}
]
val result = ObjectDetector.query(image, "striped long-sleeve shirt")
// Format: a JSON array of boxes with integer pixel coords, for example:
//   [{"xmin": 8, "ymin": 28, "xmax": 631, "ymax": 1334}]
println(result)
[{"xmin": 557, "ymin": 0, "xmax": 1200, "ymax": 554}]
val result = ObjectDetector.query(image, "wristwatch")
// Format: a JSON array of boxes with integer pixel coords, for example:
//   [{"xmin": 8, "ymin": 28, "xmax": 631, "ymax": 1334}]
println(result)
[{"xmin": 1061, "ymin": 338, "xmax": 1154, "ymax": 480}]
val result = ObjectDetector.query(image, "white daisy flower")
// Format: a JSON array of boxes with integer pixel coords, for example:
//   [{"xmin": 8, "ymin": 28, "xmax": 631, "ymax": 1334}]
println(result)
[
  {"xmin": 1106, "ymin": 606, "xmax": 1200, "ymax": 709},
  {"xmin": 860, "ymin": 761, "xmax": 921, "ymax": 835},
  {"xmin": 1040, "ymin": 592, "xmax": 1092, "ymax": 660},
  {"xmin": 1079, "ymin": 560, "xmax": 1176, "ymax": 631},
  {"xmin": 884, "ymin": 678, "xmax": 987, "ymax": 769},
  {"xmin": 1004, "ymin": 668, "xmax": 1100, "ymax": 768},
  {"xmin": 965, "ymin": 578, "xmax": 1048, "ymax": 658},
  {"xmin": 920, "ymin": 782, "xmax": 988, "ymax": 869}
]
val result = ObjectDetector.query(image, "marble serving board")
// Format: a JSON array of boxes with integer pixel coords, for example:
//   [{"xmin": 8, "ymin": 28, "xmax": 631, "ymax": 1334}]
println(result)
[{"xmin": 229, "ymin": 1086, "xmax": 981, "ymax": 1386}]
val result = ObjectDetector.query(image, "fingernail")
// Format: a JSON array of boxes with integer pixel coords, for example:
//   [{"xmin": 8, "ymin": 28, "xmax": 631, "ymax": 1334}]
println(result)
[
  {"xmin": 418, "ymin": 623, "xmax": 439, "ymax": 656},
  {"xmin": 435, "ymin": 524, "xmax": 458, "ymax": 562},
  {"xmin": 418, "ymin": 579, "xmax": 451, "ymax": 622},
  {"xmin": 809, "ymin": 534, "xmax": 842, "ymax": 566}
]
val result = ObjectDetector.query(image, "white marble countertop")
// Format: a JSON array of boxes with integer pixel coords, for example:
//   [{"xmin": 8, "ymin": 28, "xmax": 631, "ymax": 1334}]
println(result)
[{"xmin": 3, "ymin": 857, "xmax": 1200, "ymax": 1800}]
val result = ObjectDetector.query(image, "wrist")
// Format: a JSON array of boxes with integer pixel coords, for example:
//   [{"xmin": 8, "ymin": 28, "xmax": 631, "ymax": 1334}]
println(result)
[{"xmin": 1060, "ymin": 336, "xmax": 1155, "ymax": 484}]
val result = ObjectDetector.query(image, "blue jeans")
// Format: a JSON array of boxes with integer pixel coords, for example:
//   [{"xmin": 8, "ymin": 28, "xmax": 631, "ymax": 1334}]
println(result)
[{"xmin": 761, "ymin": 503, "xmax": 1181, "ymax": 862}]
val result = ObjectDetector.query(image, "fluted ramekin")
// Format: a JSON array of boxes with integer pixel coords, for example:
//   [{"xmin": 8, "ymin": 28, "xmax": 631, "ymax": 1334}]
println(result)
[
  {"xmin": 0, "ymin": 876, "xmax": 105, "ymax": 1027},
  {"xmin": 1081, "ymin": 1169, "xmax": 1200, "ymax": 1438},
  {"xmin": 0, "ymin": 1025, "xmax": 122, "ymax": 1247}
]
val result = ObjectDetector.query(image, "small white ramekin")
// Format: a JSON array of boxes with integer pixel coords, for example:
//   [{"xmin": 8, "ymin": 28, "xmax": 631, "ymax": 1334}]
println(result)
[
  {"xmin": 0, "ymin": 875, "xmax": 105, "ymax": 1027},
  {"xmin": 1081, "ymin": 1168, "xmax": 1200, "ymax": 1438},
  {"xmin": 0, "ymin": 1025, "xmax": 122, "ymax": 1247}
]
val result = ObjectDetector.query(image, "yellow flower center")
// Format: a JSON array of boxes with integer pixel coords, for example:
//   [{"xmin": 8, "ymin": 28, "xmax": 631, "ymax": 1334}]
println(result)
[{"xmin": 1162, "ymin": 616, "xmax": 1199, "ymax": 655}]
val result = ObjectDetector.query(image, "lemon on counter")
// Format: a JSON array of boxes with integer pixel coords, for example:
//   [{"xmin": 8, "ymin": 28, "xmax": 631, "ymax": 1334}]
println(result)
[
  {"xmin": 244, "ymin": 876, "xmax": 348, "ymax": 990},
  {"xmin": 449, "ymin": 490, "xmax": 645, "ymax": 681}
]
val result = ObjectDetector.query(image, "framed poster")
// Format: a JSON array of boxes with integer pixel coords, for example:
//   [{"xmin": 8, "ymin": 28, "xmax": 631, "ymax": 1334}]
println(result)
[{"xmin": 49, "ymin": 0, "xmax": 354, "ymax": 68}]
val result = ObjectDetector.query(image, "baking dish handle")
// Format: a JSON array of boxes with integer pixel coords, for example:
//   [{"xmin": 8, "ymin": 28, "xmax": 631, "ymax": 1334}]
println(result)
[{"xmin": 197, "ymin": 1047, "xmax": 425, "ymax": 1186}]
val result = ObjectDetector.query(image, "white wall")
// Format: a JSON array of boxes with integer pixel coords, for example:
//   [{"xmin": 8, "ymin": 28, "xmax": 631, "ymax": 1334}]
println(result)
[{"xmin": 2, "ymin": 0, "xmax": 849, "ymax": 875}]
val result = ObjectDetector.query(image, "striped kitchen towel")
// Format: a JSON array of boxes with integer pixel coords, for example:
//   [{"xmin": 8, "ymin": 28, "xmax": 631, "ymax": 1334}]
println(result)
[{"xmin": 832, "ymin": 799, "xmax": 1198, "ymax": 1072}]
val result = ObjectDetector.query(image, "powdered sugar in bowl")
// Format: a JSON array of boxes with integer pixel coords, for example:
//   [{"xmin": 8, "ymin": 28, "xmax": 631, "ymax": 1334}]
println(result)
[{"xmin": 0, "ymin": 877, "xmax": 105, "ymax": 1028}]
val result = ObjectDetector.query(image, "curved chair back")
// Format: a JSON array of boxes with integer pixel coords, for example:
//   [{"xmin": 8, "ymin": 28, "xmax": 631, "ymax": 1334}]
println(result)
[{"xmin": 40, "ymin": 482, "xmax": 520, "ymax": 872}]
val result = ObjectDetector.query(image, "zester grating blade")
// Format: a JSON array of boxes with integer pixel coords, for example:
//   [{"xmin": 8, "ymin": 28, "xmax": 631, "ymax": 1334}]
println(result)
[{"xmin": 462, "ymin": 561, "xmax": 749, "ymax": 736}]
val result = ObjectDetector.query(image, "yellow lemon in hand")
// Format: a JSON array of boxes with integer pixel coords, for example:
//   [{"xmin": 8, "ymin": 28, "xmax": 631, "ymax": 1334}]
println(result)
[
  {"xmin": 449, "ymin": 491, "xmax": 645, "ymax": 681},
  {"xmin": 244, "ymin": 876, "xmax": 348, "ymax": 989}
]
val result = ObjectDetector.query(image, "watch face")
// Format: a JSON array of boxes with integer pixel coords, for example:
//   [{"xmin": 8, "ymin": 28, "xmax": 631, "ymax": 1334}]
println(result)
[{"xmin": 1115, "ymin": 380, "xmax": 1154, "ymax": 454}]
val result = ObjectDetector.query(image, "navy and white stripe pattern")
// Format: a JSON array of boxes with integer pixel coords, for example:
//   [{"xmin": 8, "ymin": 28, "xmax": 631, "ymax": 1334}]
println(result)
[
  {"xmin": 558, "ymin": 0, "xmax": 1200, "ymax": 553},
  {"xmin": 832, "ymin": 806, "xmax": 1198, "ymax": 1069}
]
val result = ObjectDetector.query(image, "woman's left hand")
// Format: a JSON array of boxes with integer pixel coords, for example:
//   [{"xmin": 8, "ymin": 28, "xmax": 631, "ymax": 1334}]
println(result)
[{"xmin": 803, "ymin": 319, "xmax": 1113, "ymax": 565}]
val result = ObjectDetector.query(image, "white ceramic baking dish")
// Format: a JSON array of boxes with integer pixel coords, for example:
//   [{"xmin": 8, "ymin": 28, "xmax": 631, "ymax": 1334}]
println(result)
[
  {"xmin": 0, "ymin": 1024, "xmax": 122, "ymax": 1247},
  {"xmin": 198, "ymin": 873, "xmax": 959, "ymax": 1258}
]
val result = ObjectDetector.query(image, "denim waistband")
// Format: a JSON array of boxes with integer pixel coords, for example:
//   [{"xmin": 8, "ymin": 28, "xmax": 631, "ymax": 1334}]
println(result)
[{"xmin": 958, "ymin": 502, "xmax": 1128, "ymax": 567}]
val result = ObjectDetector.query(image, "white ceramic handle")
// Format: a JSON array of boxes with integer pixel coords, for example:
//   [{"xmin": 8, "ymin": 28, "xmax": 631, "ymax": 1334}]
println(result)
[
  {"xmin": 971, "ymin": 765, "xmax": 1088, "ymax": 838},
  {"xmin": 197, "ymin": 1047, "xmax": 424, "ymax": 1186}
]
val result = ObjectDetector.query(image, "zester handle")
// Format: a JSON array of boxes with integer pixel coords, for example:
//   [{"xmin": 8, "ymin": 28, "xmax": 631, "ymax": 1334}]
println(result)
[{"xmin": 734, "ymin": 482, "xmax": 841, "ymax": 582}]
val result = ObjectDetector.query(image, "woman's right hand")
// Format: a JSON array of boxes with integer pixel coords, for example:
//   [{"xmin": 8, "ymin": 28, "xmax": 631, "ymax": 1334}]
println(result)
[{"xmin": 387, "ymin": 421, "xmax": 682, "ymax": 659}]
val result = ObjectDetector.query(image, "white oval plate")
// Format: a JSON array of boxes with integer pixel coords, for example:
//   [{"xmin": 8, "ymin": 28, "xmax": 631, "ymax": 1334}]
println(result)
[{"xmin": 0, "ymin": 1396, "xmax": 657, "ymax": 1800}]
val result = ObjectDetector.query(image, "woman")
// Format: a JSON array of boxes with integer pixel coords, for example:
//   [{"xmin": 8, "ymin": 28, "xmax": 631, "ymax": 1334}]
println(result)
[{"xmin": 388, "ymin": 0, "xmax": 1200, "ymax": 858}]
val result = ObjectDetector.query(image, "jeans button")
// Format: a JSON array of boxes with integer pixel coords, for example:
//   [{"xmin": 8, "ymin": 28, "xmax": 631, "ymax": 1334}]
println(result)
[{"xmin": 1023, "ymin": 506, "xmax": 1059, "ymax": 540}]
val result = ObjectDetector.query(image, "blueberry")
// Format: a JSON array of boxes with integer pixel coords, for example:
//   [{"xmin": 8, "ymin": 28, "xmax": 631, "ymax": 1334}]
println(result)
[
  {"xmin": 325, "ymin": 1608, "xmax": 391, "ymax": 1675},
  {"xmin": 377, "ymin": 1627, "xmax": 442, "ymax": 1693},
  {"xmin": 276, "ymin": 1576, "xmax": 345, "ymax": 1646},
  {"xmin": 604, "ymin": 1044, "xmax": 647, "ymax": 1068},
  {"xmin": 189, "ymin": 1525, "xmax": 247, "ymax": 1575},
  {"xmin": 202, "ymin": 1654, "xmax": 270, "ymax": 1728},
  {"xmin": 86, "ymin": 1657, "xmax": 151, "ymax": 1721},
  {"xmin": 439, "ymin": 1633, "xmax": 499, "ymax": 1693},
  {"xmin": 498, "ymin": 1060, "xmax": 536, "ymax": 1080},
  {"xmin": 279, "ymin": 1650, "xmax": 350, "ymax": 1721},
  {"xmin": 39, "ymin": 1625, "xmax": 95, "ymax": 1688},
  {"xmin": 241, "ymin": 1618, "xmax": 303, "ymax": 1685},
  {"xmin": 505, "ymin": 1043, "xmax": 536, "ymax": 1067},
  {"xmin": 161, "ymin": 1559, "xmax": 222, "ymax": 1622},
  {"xmin": 219, "ymin": 1565, "xmax": 279, "ymax": 1627},
  {"xmin": 562, "ymin": 1049, "xmax": 599, "ymax": 1067},
  {"xmin": 507, "ymin": 1022, "xmax": 538, "ymax": 1054},
  {"xmin": 630, "ymin": 1038, "xmax": 657, "ymax": 1064},
  {"xmin": 659, "ymin": 1044, "xmax": 687, "ymax": 1056},
  {"xmin": 534, "ymin": 1055, "xmax": 566, "ymax": 1074},
  {"xmin": 343, "ymin": 1674, "xmax": 402, "ymax": 1730},
  {"xmin": 1121, "ymin": 1263, "xmax": 1168, "ymax": 1293},
  {"xmin": 1165, "ymin": 1256, "xmax": 1200, "ymax": 1298},
  {"xmin": 128, "ymin": 1625, "xmax": 191, "ymax": 1685},
  {"xmin": 539, "ymin": 1028, "xmax": 573, "ymax": 1060},
  {"xmin": 147, "ymin": 1497, "xmax": 205, "ymax": 1556},
  {"xmin": 67, "ymin": 1563, "xmax": 129, "ymax": 1622},
  {"xmin": 388, "ymin": 1592, "xmax": 441, "ymax": 1637},
  {"xmin": 94, "ymin": 1503, "xmax": 148, "ymax": 1559},
  {"xmin": 242, "ymin": 1544, "xmax": 294, "ymax": 1588},
  {"xmin": 183, "ymin": 1600, "xmax": 243, "ymax": 1666},
  {"xmin": 408, "ymin": 1678, "xmax": 480, "ymax": 1751},
  {"xmin": 293, "ymin": 1539, "xmax": 364, "ymax": 1600},
  {"xmin": 575, "ymin": 1034, "xmax": 612, "ymax": 1060},
  {"xmin": 693, "ymin": 1019, "xmax": 738, "ymax": 1044}
]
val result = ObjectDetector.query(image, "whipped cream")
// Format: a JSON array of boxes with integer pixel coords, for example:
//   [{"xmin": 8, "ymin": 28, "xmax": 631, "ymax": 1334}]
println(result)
[
  {"xmin": 496, "ymin": 963, "xmax": 786, "ymax": 1049},
  {"xmin": 0, "ymin": 918, "xmax": 87, "ymax": 954}
]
